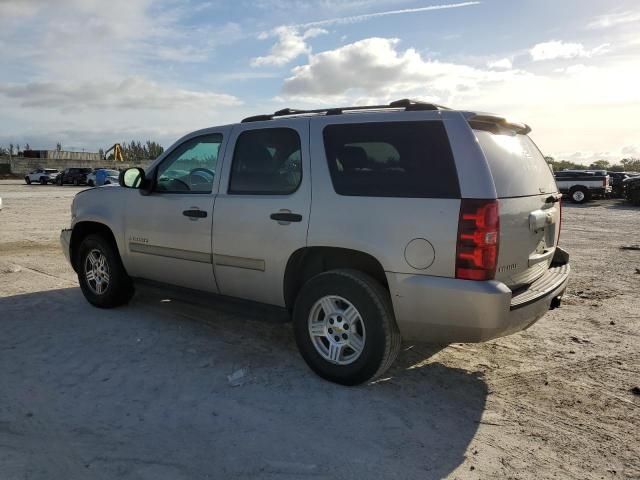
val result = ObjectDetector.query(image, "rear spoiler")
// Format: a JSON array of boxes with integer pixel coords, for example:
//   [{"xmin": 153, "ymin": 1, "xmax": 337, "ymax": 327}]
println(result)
[{"xmin": 467, "ymin": 114, "xmax": 532, "ymax": 135}]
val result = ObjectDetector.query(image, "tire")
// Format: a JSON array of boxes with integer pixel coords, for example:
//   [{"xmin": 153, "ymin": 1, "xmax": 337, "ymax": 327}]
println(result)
[
  {"xmin": 87, "ymin": 180, "xmax": 95, "ymax": 187},
  {"xmin": 569, "ymin": 186, "xmax": 590, "ymax": 204},
  {"xmin": 293, "ymin": 269, "xmax": 402, "ymax": 386},
  {"xmin": 77, "ymin": 234, "xmax": 134, "ymax": 308},
  {"xmin": 631, "ymin": 189, "xmax": 640, "ymax": 207},
  {"xmin": 57, "ymin": 177, "xmax": 63, "ymax": 186},
  {"xmin": 74, "ymin": 178, "xmax": 79, "ymax": 186},
  {"xmin": 40, "ymin": 177, "xmax": 47, "ymax": 185},
  {"xmin": 25, "ymin": 177, "xmax": 31, "ymax": 185}
]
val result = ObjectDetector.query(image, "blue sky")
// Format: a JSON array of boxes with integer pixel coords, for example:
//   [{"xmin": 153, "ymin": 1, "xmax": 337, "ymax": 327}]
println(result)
[{"xmin": 1, "ymin": 0, "xmax": 639, "ymax": 163}]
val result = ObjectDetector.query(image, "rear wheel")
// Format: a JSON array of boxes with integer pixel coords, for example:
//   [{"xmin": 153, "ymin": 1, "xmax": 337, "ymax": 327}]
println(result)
[
  {"xmin": 25, "ymin": 177, "xmax": 31, "ymax": 185},
  {"xmin": 570, "ymin": 186, "xmax": 590, "ymax": 204},
  {"xmin": 293, "ymin": 269, "xmax": 401, "ymax": 386},
  {"xmin": 87, "ymin": 179, "xmax": 95, "ymax": 187},
  {"xmin": 39, "ymin": 177, "xmax": 47, "ymax": 185},
  {"xmin": 77, "ymin": 234, "xmax": 134, "ymax": 308}
]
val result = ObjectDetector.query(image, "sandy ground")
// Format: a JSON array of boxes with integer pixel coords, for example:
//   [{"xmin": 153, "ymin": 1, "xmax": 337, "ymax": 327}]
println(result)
[{"xmin": 0, "ymin": 179, "xmax": 638, "ymax": 480}]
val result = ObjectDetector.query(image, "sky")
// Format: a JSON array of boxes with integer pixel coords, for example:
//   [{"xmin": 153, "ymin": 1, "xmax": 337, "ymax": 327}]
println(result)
[{"xmin": 0, "ymin": 0, "xmax": 639, "ymax": 164}]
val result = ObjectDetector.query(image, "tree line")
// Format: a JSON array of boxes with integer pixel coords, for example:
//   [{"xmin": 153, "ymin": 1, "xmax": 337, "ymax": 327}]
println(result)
[
  {"xmin": 545, "ymin": 157, "xmax": 640, "ymax": 172},
  {"xmin": 0, "ymin": 140, "xmax": 164, "ymax": 160}
]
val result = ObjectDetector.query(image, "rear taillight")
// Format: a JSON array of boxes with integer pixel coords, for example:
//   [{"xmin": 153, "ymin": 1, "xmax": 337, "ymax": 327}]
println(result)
[{"xmin": 455, "ymin": 199, "xmax": 500, "ymax": 281}]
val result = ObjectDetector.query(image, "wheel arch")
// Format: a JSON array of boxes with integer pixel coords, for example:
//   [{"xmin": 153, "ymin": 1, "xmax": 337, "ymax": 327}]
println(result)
[
  {"xmin": 283, "ymin": 246, "xmax": 387, "ymax": 311},
  {"xmin": 70, "ymin": 221, "xmax": 119, "ymax": 272}
]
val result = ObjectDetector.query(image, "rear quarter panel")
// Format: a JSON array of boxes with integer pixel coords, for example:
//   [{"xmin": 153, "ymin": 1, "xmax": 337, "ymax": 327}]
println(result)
[{"xmin": 308, "ymin": 111, "xmax": 464, "ymax": 277}]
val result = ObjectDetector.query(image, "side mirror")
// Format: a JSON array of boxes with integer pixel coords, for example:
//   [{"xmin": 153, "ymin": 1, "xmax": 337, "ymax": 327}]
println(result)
[
  {"xmin": 119, "ymin": 167, "xmax": 154, "ymax": 195},
  {"xmin": 120, "ymin": 167, "xmax": 144, "ymax": 188}
]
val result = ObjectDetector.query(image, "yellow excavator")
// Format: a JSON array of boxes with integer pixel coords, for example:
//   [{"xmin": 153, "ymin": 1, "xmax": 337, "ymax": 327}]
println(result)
[{"xmin": 104, "ymin": 143, "xmax": 124, "ymax": 162}]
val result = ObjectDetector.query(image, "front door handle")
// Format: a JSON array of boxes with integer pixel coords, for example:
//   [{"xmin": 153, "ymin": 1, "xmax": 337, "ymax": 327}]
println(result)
[
  {"xmin": 183, "ymin": 209, "xmax": 207, "ymax": 218},
  {"xmin": 270, "ymin": 212, "xmax": 302, "ymax": 223}
]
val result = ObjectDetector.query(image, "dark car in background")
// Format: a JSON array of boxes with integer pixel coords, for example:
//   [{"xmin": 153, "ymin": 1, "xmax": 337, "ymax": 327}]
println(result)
[
  {"xmin": 623, "ymin": 175, "xmax": 640, "ymax": 205},
  {"xmin": 55, "ymin": 167, "xmax": 93, "ymax": 186},
  {"xmin": 608, "ymin": 171, "xmax": 640, "ymax": 198}
]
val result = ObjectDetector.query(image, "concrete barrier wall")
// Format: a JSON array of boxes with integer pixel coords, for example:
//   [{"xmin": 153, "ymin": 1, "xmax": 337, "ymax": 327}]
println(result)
[{"xmin": 1, "ymin": 156, "xmax": 151, "ymax": 176}]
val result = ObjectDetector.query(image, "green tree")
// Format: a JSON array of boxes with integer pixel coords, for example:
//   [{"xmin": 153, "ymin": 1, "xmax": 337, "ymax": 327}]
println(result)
[
  {"xmin": 621, "ymin": 158, "xmax": 640, "ymax": 172},
  {"xmin": 589, "ymin": 159, "xmax": 610, "ymax": 170}
]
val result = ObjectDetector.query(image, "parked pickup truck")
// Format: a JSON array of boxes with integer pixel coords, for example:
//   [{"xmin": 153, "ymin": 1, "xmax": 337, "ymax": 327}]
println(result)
[
  {"xmin": 60, "ymin": 99, "xmax": 570, "ymax": 385},
  {"xmin": 554, "ymin": 170, "xmax": 611, "ymax": 203}
]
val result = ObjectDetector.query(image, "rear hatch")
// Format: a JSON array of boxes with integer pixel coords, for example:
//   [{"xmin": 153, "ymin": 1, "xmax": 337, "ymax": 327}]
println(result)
[{"xmin": 473, "ymin": 119, "xmax": 560, "ymax": 289}]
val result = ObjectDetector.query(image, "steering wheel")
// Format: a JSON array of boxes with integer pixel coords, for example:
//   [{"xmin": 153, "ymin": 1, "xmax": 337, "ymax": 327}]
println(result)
[{"xmin": 189, "ymin": 168, "xmax": 215, "ymax": 179}]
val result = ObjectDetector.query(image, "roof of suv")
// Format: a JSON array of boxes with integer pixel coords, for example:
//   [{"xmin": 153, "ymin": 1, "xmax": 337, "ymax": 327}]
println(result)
[{"xmin": 240, "ymin": 98, "xmax": 532, "ymax": 135}]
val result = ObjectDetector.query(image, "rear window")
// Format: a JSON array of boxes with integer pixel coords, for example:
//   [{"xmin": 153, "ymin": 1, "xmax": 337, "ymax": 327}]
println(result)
[
  {"xmin": 474, "ymin": 130, "xmax": 557, "ymax": 197},
  {"xmin": 322, "ymin": 121, "xmax": 460, "ymax": 198}
]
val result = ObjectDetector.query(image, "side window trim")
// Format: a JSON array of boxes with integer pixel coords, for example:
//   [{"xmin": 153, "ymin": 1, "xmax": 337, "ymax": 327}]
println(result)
[
  {"xmin": 152, "ymin": 132, "xmax": 224, "ymax": 195},
  {"xmin": 227, "ymin": 126, "xmax": 303, "ymax": 196}
]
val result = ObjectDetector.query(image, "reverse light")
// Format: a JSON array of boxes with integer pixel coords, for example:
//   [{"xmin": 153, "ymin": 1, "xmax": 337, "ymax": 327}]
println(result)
[{"xmin": 455, "ymin": 199, "xmax": 500, "ymax": 281}]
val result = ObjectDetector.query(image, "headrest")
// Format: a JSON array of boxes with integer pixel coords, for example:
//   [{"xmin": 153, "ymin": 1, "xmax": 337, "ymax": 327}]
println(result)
[{"xmin": 337, "ymin": 146, "xmax": 369, "ymax": 171}]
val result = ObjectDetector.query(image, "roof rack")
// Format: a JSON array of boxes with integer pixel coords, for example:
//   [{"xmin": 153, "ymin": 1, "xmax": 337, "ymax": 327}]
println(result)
[{"xmin": 241, "ymin": 99, "xmax": 450, "ymax": 123}]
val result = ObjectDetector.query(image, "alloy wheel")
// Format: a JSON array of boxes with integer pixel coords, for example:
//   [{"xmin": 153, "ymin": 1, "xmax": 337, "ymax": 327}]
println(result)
[
  {"xmin": 307, "ymin": 295, "xmax": 366, "ymax": 365},
  {"xmin": 84, "ymin": 248, "xmax": 110, "ymax": 295}
]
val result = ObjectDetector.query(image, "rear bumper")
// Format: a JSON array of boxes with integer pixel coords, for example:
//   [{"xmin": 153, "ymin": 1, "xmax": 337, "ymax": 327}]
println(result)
[
  {"xmin": 387, "ymin": 248, "xmax": 570, "ymax": 343},
  {"xmin": 60, "ymin": 229, "xmax": 72, "ymax": 265}
]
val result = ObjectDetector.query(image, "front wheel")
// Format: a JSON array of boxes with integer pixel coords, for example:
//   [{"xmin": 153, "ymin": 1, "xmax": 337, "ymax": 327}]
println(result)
[
  {"xmin": 293, "ymin": 269, "xmax": 401, "ymax": 386},
  {"xmin": 77, "ymin": 234, "xmax": 134, "ymax": 308},
  {"xmin": 25, "ymin": 177, "xmax": 31, "ymax": 185},
  {"xmin": 40, "ymin": 177, "xmax": 47, "ymax": 185},
  {"xmin": 87, "ymin": 179, "xmax": 95, "ymax": 187}
]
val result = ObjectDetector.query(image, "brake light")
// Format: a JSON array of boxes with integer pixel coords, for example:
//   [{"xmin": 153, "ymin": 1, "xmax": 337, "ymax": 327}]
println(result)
[{"xmin": 456, "ymin": 199, "xmax": 500, "ymax": 281}]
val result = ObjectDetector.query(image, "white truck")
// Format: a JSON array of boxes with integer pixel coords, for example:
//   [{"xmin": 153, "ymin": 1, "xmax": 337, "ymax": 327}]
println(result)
[{"xmin": 553, "ymin": 170, "xmax": 611, "ymax": 203}]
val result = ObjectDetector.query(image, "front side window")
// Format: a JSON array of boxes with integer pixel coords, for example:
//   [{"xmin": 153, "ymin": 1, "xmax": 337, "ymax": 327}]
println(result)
[
  {"xmin": 155, "ymin": 134, "xmax": 222, "ymax": 193},
  {"xmin": 229, "ymin": 128, "xmax": 301, "ymax": 195},
  {"xmin": 323, "ymin": 121, "xmax": 460, "ymax": 198}
]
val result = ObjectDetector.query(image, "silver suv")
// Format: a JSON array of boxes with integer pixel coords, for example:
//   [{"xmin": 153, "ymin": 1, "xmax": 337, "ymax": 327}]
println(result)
[{"xmin": 61, "ymin": 99, "xmax": 570, "ymax": 385}]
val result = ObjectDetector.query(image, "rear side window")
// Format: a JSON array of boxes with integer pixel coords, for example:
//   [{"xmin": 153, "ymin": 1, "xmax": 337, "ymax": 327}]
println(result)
[
  {"xmin": 229, "ymin": 128, "xmax": 301, "ymax": 195},
  {"xmin": 475, "ymin": 130, "xmax": 557, "ymax": 197},
  {"xmin": 322, "ymin": 121, "xmax": 459, "ymax": 198}
]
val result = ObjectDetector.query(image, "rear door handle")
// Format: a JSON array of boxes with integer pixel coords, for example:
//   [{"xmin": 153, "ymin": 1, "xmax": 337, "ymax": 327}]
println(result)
[
  {"xmin": 270, "ymin": 212, "xmax": 302, "ymax": 223},
  {"xmin": 183, "ymin": 209, "xmax": 207, "ymax": 218}
]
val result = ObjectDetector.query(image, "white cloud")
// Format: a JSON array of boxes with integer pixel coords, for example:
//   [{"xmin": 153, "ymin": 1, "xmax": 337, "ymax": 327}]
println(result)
[
  {"xmin": 281, "ymin": 37, "xmax": 527, "ymax": 101},
  {"xmin": 487, "ymin": 58, "xmax": 512, "ymax": 70},
  {"xmin": 529, "ymin": 40, "xmax": 610, "ymax": 61},
  {"xmin": 297, "ymin": 1, "xmax": 481, "ymax": 28},
  {"xmin": 0, "ymin": 78, "xmax": 240, "ymax": 110},
  {"xmin": 587, "ymin": 10, "xmax": 640, "ymax": 29},
  {"xmin": 251, "ymin": 26, "xmax": 327, "ymax": 67}
]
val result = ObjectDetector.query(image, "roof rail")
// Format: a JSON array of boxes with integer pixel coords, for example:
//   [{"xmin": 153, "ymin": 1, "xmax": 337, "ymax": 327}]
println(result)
[{"xmin": 241, "ymin": 99, "xmax": 449, "ymax": 123}]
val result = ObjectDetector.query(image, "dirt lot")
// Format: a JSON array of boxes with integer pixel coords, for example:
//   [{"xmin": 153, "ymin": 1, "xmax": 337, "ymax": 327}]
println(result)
[{"xmin": 0, "ymin": 179, "xmax": 638, "ymax": 480}]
